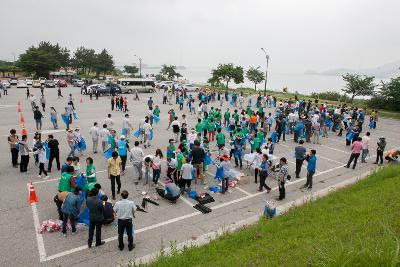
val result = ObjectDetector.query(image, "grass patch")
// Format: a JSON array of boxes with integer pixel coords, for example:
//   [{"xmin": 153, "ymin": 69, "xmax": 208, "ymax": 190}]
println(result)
[{"xmin": 141, "ymin": 165, "xmax": 400, "ymax": 267}]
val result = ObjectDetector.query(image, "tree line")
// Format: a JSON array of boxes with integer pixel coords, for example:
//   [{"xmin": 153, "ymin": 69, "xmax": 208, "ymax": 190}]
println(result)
[{"xmin": 0, "ymin": 41, "xmax": 115, "ymax": 78}]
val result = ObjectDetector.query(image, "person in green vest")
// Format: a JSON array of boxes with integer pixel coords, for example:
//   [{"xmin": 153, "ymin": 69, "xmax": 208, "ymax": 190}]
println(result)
[
  {"xmin": 209, "ymin": 106, "xmax": 215, "ymax": 117},
  {"xmin": 176, "ymin": 150, "xmax": 185, "ymax": 179},
  {"xmin": 214, "ymin": 108, "xmax": 221, "ymax": 123},
  {"xmin": 257, "ymin": 128, "xmax": 265, "ymax": 144},
  {"xmin": 258, "ymin": 106, "xmax": 263, "ymax": 115},
  {"xmin": 85, "ymin": 157, "xmax": 96, "ymax": 183},
  {"xmin": 166, "ymin": 139, "xmax": 176, "ymax": 159},
  {"xmin": 153, "ymin": 105, "xmax": 160, "ymax": 117},
  {"xmin": 251, "ymin": 132, "xmax": 261, "ymax": 153},
  {"xmin": 208, "ymin": 118, "xmax": 216, "ymax": 141},
  {"xmin": 224, "ymin": 109, "xmax": 231, "ymax": 127},
  {"xmin": 58, "ymin": 165, "xmax": 75, "ymax": 192},
  {"xmin": 108, "ymin": 129, "xmax": 118, "ymax": 150},
  {"xmin": 233, "ymin": 110, "xmax": 239, "ymax": 125},
  {"xmin": 216, "ymin": 128, "xmax": 226, "ymax": 148},
  {"xmin": 202, "ymin": 117, "xmax": 209, "ymax": 138},
  {"xmin": 195, "ymin": 118, "xmax": 203, "ymax": 135},
  {"xmin": 246, "ymin": 107, "xmax": 253, "ymax": 117}
]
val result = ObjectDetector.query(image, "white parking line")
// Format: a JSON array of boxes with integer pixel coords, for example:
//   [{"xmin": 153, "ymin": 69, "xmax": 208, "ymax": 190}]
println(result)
[
  {"xmin": 27, "ymin": 184, "xmax": 47, "ymax": 262},
  {"xmin": 319, "ymin": 144, "xmax": 351, "ymax": 155}
]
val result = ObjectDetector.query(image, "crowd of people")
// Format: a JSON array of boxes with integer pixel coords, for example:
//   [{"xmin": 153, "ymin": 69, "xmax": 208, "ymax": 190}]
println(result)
[{"xmin": 6, "ymin": 84, "xmax": 400, "ymax": 251}]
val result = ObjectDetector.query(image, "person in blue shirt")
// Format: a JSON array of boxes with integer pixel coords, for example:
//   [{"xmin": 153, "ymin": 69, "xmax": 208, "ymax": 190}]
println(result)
[
  {"xmin": 61, "ymin": 186, "xmax": 82, "ymax": 236},
  {"xmin": 117, "ymin": 135, "xmax": 130, "ymax": 175},
  {"xmin": 233, "ymin": 136, "xmax": 245, "ymax": 169},
  {"xmin": 301, "ymin": 149, "xmax": 317, "ymax": 189}
]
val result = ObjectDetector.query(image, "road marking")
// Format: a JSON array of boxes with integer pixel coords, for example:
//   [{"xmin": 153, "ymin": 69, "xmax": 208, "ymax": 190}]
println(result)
[
  {"xmin": 316, "ymin": 154, "xmax": 345, "ymax": 165},
  {"xmin": 34, "ymin": 146, "xmax": 400, "ymax": 262},
  {"xmin": 319, "ymin": 144, "xmax": 351, "ymax": 154},
  {"xmin": 27, "ymin": 183, "xmax": 47, "ymax": 262},
  {"xmin": 235, "ymin": 186, "xmax": 253, "ymax": 196}
]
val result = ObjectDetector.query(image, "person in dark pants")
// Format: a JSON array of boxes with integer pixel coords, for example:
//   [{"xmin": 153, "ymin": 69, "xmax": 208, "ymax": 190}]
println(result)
[
  {"xmin": 18, "ymin": 135, "xmax": 30, "ymax": 174},
  {"xmin": 47, "ymin": 134, "xmax": 60, "ymax": 172},
  {"xmin": 117, "ymin": 136, "xmax": 129, "ymax": 175},
  {"xmin": 346, "ymin": 137, "xmax": 363, "ymax": 169},
  {"xmin": 108, "ymin": 151, "xmax": 122, "ymax": 200},
  {"xmin": 113, "ymin": 190, "xmax": 136, "ymax": 251},
  {"xmin": 86, "ymin": 188, "xmax": 105, "ymax": 248},
  {"xmin": 258, "ymin": 154, "xmax": 271, "ymax": 193},
  {"xmin": 8, "ymin": 129, "xmax": 19, "ymax": 168},
  {"xmin": 102, "ymin": 195, "xmax": 115, "ymax": 225},
  {"xmin": 301, "ymin": 150, "xmax": 317, "ymax": 189},
  {"xmin": 294, "ymin": 140, "xmax": 306, "ymax": 178},
  {"xmin": 374, "ymin": 137, "xmax": 386, "ymax": 165},
  {"xmin": 277, "ymin": 157, "xmax": 288, "ymax": 201},
  {"xmin": 61, "ymin": 187, "xmax": 81, "ymax": 236}
]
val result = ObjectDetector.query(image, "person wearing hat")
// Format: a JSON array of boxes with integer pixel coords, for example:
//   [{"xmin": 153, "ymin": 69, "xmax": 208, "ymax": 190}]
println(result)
[
  {"xmin": 66, "ymin": 128, "xmax": 76, "ymax": 157},
  {"xmin": 374, "ymin": 137, "xmax": 386, "ymax": 165},
  {"xmin": 117, "ymin": 135, "xmax": 130, "ymax": 175}
]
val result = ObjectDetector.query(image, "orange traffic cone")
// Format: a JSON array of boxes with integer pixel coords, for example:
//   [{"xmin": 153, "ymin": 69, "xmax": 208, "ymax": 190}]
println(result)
[
  {"xmin": 80, "ymin": 98, "xmax": 83, "ymax": 103},
  {"xmin": 18, "ymin": 104, "xmax": 22, "ymax": 112},
  {"xmin": 21, "ymin": 126, "xmax": 28, "ymax": 136},
  {"xmin": 18, "ymin": 100, "xmax": 21, "ymax": 106},
  {"xmin": 28, "ymin": 182, "xmax": 39, "ymax": 204},
  {"xmin": 20, "ymin": 114, "xmax": 25, "ymax": 125}
]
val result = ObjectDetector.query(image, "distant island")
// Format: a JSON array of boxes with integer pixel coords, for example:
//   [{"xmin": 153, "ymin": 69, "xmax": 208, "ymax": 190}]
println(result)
[{"xmin": 305, "ymin": 60, "xmax": 400, "ymax": 79}]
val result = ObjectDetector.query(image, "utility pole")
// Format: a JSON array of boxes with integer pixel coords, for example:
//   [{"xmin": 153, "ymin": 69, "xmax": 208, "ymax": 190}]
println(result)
[
  {"xmin": 260, "ymin": 48, "xmax": 269, "ymax": 96},
  {"xmin": 134, "ymin": 54, "xmax": 142, "ymax": 77}
]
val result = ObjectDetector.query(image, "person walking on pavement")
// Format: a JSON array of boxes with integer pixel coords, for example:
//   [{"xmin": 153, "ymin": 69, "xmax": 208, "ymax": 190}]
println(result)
[
  {"xmin": 294, "ymin": 140, "xmax": 306, "ymax": 178},
  {"xmin": 47, "ymin": 134, "xmax": 60, "ymax": 172},
  {"xmin": 89, "ymin": 122, "xmax": 100, "ymax": 154},
  {"xmin": 361, "ymin": 132, "xmax": 370, "ymax": 163},
  {"xmin": 301, "ymin": 149, "xmax": 317, "ymax": 189},
  {"xmin": 108, "ymin": 151, "xmax": 122, "ymax": 200},
  {"xmin": 346, "ymin": 137, "xmax": 363, "ymax": 169},
  {"xmin": 277, "ymin": 157, "xmax": 288, "ymax": 201},
  {"xmin": 33, "ymin": 106, "xmax": 43, "ymax": 131},
  {"xmin": 122, "ymin": 114, "xmax": 133, "ymax": 142},
  {"xmin": 8, "ymin": 129, "xmax": 19, "ymax": 168},
  {"xmin": 113, "ymin": 190, "xmax": 136, "ymax": 251},
  {"xmin": 99, "ymin": 124, "xmax": 109, "ymax": 152},
  {"xmin": 104, "ymin": 114, "xmax": 114, "ymax": 130},
  {"xmin": 18, "ymin": 135, "xmax": 31, "ymax": 174},
  {"xmin": 117, "ymin": 135, "xmax": 130, "ymax": 175},
  {"xmin": 61, "ymin": 186, "xmax": 81, "ymax": 237},
  {"xmin": 86, "ymin": 188, "xmax": 105, "ymax": 248},
  {"xmin": 130, "ymin": 141, "xmax": 144, "ymax": 181},
  {"xmin": 40, "ymin": 95, "xmax": 46, "ymax": 112}
]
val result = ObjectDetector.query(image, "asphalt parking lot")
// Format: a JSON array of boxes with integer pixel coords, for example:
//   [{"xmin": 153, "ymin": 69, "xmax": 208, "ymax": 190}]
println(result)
[{"xmin": 1, "ymin": 85, "xmax": 399, "ymax": 266}]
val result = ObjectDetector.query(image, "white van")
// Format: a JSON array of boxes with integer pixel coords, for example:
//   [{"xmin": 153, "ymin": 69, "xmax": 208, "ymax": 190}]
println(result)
[{"xmin": 117, "ymin": 78, "xmax": 156, "ymax": 93}]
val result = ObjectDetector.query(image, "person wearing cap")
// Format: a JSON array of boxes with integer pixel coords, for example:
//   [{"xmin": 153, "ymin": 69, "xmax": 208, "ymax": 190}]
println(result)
[
  {"xmin": 374, "ymin": 137, "xmax": 386, "ymax": 165},
  {"xmin": 117, "ymin": 135, "xmax": 130, "ymax": 175},
  {"xmin": 66, "ymin": 128, "xmax": 76, "ymax": 157}
]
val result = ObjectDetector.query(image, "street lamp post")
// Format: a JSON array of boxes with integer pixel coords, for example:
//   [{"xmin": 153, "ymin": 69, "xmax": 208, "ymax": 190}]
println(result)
[
  {"xmin": 260, "ymin": 48, "xmax": 269, "ymax": 96},
  {"xmin": 134, "ymin": 54, "xmax": 142, "ymax": 77}
]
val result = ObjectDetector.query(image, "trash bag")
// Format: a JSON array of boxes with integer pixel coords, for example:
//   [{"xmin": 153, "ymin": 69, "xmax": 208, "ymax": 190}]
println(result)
[
  {"xmin": 346, "ymin": 132, "xmax": 354, "ymax": 141},
  {"xmin": 271, "ymin": 132, "xmax": 278, "ymax": 143},
  {"xmin": 78, "ymin": 208, "xmax": 90, "ymax": 225},
  {"xmin": 192, "ymin": 168, "xmax": 196, "ymax": 180},
  {"xmin": 80, "ymin": 138, "xmax": 87, "ymax": 151},
  {"xmin": 104, "ymin": 147, "xmax": 113, "ymax": 159},
  {"xmin": 149, "ymin": 129, "xmax": 154, "ymax": 140},
  {"xmin": 61, "ymin": 114, "xmax": 69, "ymax": 128},
  {"xmin": 73, "ymin": 112, "xmax": 78, "ymax": 120},
  {"xmin": 215, "ymin": 166, "xmax": 224, "ymax": 179},
  {"xmin": 75, "ymin": 174, "xmax": 87, "ymax": 190},
  {"xmin": 154, "ymin": 115, "xmax": 160, "ymax": 123},
  {"xmin": 121, "ymin": 128, "xmax": 127, "ymax": 136},
  {"xmin": 133, "ymin": 128, "xmax": 141, "ymax": 138},
  {"xmin": 43, "ymin": 141, "xmax": 50, "ymax": 160},
  {"xmin": 204, "ymin": 153, "xmax": 212, "ymax": 166},
  {"xmin": 188, "ymin": 191, "xmax": 198, "ymax": 199}
]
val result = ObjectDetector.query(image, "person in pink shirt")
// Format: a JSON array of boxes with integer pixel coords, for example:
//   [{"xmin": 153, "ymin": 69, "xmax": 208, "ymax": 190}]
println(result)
[
  {"xmin": 346, "ymin": 137, "xmax": 363, "ymax": 169},
  {"xmin": 361, "ymin": 132, "xmax": 370, "ymax": 163}
]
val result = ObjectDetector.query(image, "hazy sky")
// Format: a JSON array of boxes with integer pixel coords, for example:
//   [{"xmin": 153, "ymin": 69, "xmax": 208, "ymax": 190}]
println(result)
[{"xmin": 1, "ymin": 0, "xmax": 399, "ymax": 73}]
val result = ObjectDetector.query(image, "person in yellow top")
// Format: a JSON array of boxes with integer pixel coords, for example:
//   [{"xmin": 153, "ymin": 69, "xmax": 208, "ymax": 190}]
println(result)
[{"xmin": 108, "ymin": 151, "xmax": 122, "ymax": 200}]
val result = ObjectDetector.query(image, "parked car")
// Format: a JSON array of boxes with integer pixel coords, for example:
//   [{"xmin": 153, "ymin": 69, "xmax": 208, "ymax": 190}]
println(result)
[
  {"xmin": 26, "ymin": 79, "xmax": 33, "ymax": 86},
  {"xmin": 44, "ymin": 80, "xmax": 55, "ymax": 88},
  {"xmin": 32, "ymin": 80, "xmax": 41, "ymax": 88},
  {"xmin": 73, "ymin": 80, "xmax": 84, "ymax": 87},
  {"xmin": 179, "ymin": 83, "xmax": 200, "ymax": 92},
  {"xmin": 156, "ymin": 81, "xmax": 174, "ymax": 89},
  {"xmin": 10, "ymin": 78, "xmax": 18, "ymax": 86},
  {"xmin": 39, "ymin": 77, "xmax": 46, "ymax": 84},
  {"xmin": 1, "ymin": 80, "xmax": 10, "ymax": 88},
  {"xmin": 17, "ymin": 81, "xmax": 28, "ymax": 88},
  {"xmin": 57, "ymin": 79, "xmax": 68, "ymax": 87}
]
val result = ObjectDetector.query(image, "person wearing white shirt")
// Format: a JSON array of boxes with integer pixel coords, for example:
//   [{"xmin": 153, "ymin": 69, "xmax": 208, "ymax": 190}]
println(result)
[
  {"xmin": 252, "ymin": 148, "xmax": 263, "ymax": 183},
  {"xmin": 130, "ymin": 141, "xmax": 144, "ymax": 180},
  {"xmin": 180, "ymin": 161, "xmax": 194, "ymax": 193},
  {"xmin": 188, "ymin": 129, "xmax": 197, "ymax": 148},
  {"xmin": 122, "ymin": 114, "xmax": 133, "ymax": 142},
  {"xmin": 99, "ymin": 124, "xmax": 110, "ymax": 152},
  {"xmin": 104, "ymin": 114, "xmax": 114, "ymax": 130},
  {"xmin": 142, "ymin": 118, "xmax": 152, "ymax": 148},
  {"xmin": 171, "ymin": 118, "xmax": 181, "ymax": 142},
  {"xmin": 361, "ymin": 132, "xmax": 371, "ymax": 163},
  {"xmin": 89, "ymin": 122, "xmax": 100, "ymax": 153},
  {"xmin": 113, "ymin": 190, "xmax": 136, "ymax": 251}
]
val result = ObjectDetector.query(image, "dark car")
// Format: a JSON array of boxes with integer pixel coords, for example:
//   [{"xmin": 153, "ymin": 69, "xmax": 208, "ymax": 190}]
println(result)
[
  {"xmin": 89, "ymin": 84, "xmax": 122, "ymax": 96},
  {"xmin": 44, "ymin": 80, "xmax": 55, "ymax": 88}
]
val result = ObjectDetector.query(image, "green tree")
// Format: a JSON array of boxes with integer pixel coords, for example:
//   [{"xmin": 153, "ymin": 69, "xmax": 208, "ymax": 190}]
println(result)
[
  {"xmin": 159, "ymin": 65, "xmax": 181, "ymax": 80},
  {"xmin": 94, "ymin": 49, "xmax": 114, "ymax": 76},
  {"xmin": 124, "ymin": 65, "xmax": 139, "ymax": 77},
  {"xmin": 380, "ymin": 76, "xmax": 400, "ymax": 111},
  {"xmin": 208, "ymin": 63, "xmax": 244, "ymax": 89},
  {"xmin": 17, "ymin": 41, "xmax": 70, "ymax": 78},
  {"xmin": 71, "ymin": 46, "xmax": 96, "ymax": 74},
  {"xmin": 341, "ymin": 73, "xmax": 375, "ymax": 102},
  {"xmin": 246, "ymin": 66, "xmax": 265, "ymax": 90}
]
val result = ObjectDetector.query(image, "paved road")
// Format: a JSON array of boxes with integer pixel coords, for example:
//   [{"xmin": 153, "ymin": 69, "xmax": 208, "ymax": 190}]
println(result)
[{"xmin": 0, "ymin": 85, "xmax": 399, "ymax": 266}]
